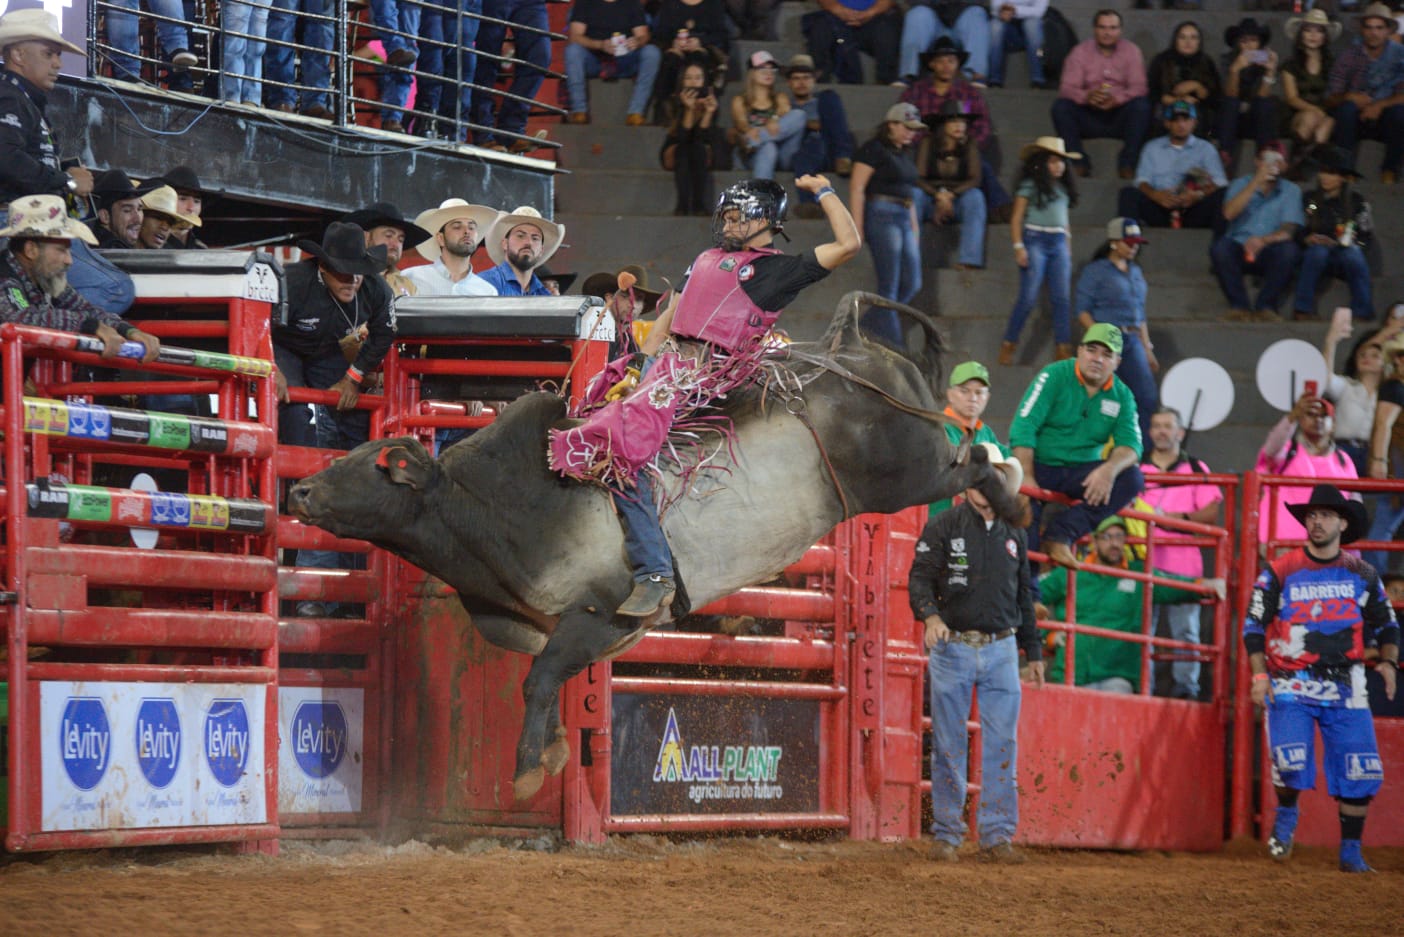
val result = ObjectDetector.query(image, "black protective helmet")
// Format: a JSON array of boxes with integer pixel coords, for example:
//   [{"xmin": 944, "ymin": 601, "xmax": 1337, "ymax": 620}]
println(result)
[{"xmin": 711, "ymin": 179, "xmax": 788, "ymax": 250}]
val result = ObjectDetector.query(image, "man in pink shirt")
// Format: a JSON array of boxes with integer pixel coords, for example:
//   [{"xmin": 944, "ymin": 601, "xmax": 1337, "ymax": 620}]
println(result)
[
  {"xmin": 1256, "ymin": 393, "xmax": 1359, "ymax": 549},
  {"xmin": 1141, "ymin": 407, "xmax": 1223, "ymax": 700},
  {"xmin": 1050, "ymin": 9, "xmax": 1151, "ymax": 179}
]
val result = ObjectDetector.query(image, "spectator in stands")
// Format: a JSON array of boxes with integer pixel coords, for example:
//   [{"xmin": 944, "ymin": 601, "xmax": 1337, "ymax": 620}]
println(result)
[
  {"xmin": 899, "ymin": 37, "xmax": 1010, "ymax": 220},
  {"xmin": 1281, "ymin": 10, "xmax": 1339, "ymax": 163},
  {"xmin": 479, "ymin": 206, "xmax": 563, "ymax": 296},
  {"xmin": 220, "ymin": 0, "xmax": 269, "ymax": 107},
  {"xmin": 987, "ymin": 0, "xmax": 1047, "ymax": 89},
  {"xmin": 801, "ymin": 0, "xmax": 902, "ymax": 86},
  {"xmin": 1213, "ymin": 142, "xmax": 1304, "ymax": 322},
  {"xmin": 661, "ymin": 63, "xmax": 724, "ymax": 216},
  {"xmin": 785, "ymin": 54, "xmax": 856, "ymax": 218},
  {"xmin": 1040, "ymin": 514, "xmax": 1222, "ymax": 693},
  {"xmin": 1146, "ymin": 21, "xmax": 1222, "ymax": 136},
  {"xmin": 1076, "ymin": 218, "xmax": 1157, "ymax": 442},
  {"xmin": 729, "ymin": 51, "xmax": 802, "ymax": 180},
  {"xmin": 367, "ymin": 0, "xmax": 422, "ymax": 134},
  {"xmin": 565, "ymin": 0, "xmax": 662, "ymax": 126},
  {"xmin": 851, "ymin": 103, "xmax": 924, "ymax": 342},
  {"xmin": 1119, "ymin": 100, "xmax": 1226, "ymax": 229},
  {"xmin": 1218, "ymin": 18, "xmax": 1279, "ymax": 177},
  {"xmin": 105, "ymin": 0, "xmax": 197, "ymax": 81},
  {"xmin": 1050, "ymin": 9, "xmax": 1150, "ymax": 179},
  {"xmin": 929, "ymin": 361, "xmax": 1005, "ymax": 515},
  {"xmin": 470, "ymin": 0, "xmax": 552, "ymax": 151},
  {"xmin": 1365, "ymin": 333, "xmax": 1404, "ymax": 572},
  {"xmin": 414, "ymin": 0, "xmax": 478, "ymax": 142},
  {"xmin": 404, "ymin": 199, "xmax": 500, "ymax": 296},
  {"xmin": 264, "ymin": 0, "xmax": 334, "ymax": 118},
  {"xmin": 908, "ymin": 445, "xmax": 1039, "ymax": 863},
  {"xmin": 580, "ymin": 265, "xmax": 662, "ymax": 359},
  {"xmin": 1255, "ymin": 392, "xmax": 1357, "ymax": 547},
  {"xmin": 1140, "ymin": 406, "xmax": 1222, "ymax": 700},
  {"xmin": 89, "ymin": 170, "xmax": 155, "ymax": 249},
  {"xmin": 728, "ymin": 0, "xmax": 778, "ymax": 41},
  {"xmin": 1294, "ymin": 147, "xmax": 1374, "ymax": 323},
  {"xmin": 135, "ymin": 186, "xmax": 200, "ymax": 251},
  {"xmin": 1321, "ymin": 316, "xmax": 1397, "ymax": 475},
  {"xmin": 1010, "ymin": 324, "xmax": 1144, "ymax": 570},
  {"xmin": 651, "ymin": 0, "xmax": 729, "ymax": 121},
  {"xmin": 898, "ymin": 1, "xmax": 987, "ymax": 86},
  {"xmin": 1243, "ymin": 483, "xmax": 1397, "ymax": 874},
  {"xmin": 916, "ymin": 100, "xmax": 986, "ymax": 271},
  {"xmin": 0, "ymin": 194, "xmax": 159, "ymax": 362},
  {"xmin": 1369, "ymin": 573, "xmax": 1404, "ymax": 716},
  {"xmin": 1327, "ymin": 3, "xmax": 1404, "ymax": 184},
  {"xmin": 537, "ymin": 268, "xmax": 575, "ymax": 296},
  {"xmin": 156, "ymin": 166, "xmax": 210, "ymax": 250},
  {"xmin": 343, "ymin": 201, "xmax": 430, "ymax": 298},
  {"xmin": 1001, "ymin": 136, "xmax": 1078, "ymax": 365}
]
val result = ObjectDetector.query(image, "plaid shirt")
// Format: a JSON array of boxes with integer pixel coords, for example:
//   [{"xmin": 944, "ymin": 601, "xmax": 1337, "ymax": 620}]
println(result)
[
  {"xmin": 1328, "ymin": 39, "xmax": 1404, "ymax": 100},
  {"xmin": 899, "ymin": 78, "xmax": 991, "ymax": 149},
  {"xmin": 0, "ymin": 249, "xmax": 129, "ymax": 336}
]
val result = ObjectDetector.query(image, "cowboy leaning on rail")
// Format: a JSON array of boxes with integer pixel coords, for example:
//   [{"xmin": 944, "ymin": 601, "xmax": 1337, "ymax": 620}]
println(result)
[{"xmin": 547, "ymin": 176, "xmax": 861, "ymax": 619}]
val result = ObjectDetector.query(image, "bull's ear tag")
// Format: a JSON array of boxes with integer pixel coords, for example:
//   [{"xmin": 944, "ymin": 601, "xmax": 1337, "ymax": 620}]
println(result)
[{"xmin": 380, "ymin": 445, "xmax": 431, "ymax": 490}]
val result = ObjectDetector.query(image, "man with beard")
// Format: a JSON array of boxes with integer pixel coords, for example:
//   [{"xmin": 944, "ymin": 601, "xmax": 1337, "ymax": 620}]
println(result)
[
  {"xmin": 403, "ymin": 199, "xmax": 500, "ymax": 296},
  {"xmin": 1244, "ymin": 483, "xmax": 1397, "ymax": 873},
  {"xmin": 89, "ymin": 169, "xmax": 155, "ymax": 249},
  {"xmin": 156, "ymin": 166, "xmax": 211, "ymax": 250},
  {"xmin": 0, "ymin": 194, "xmax": 159, "ymax": 361},
  {"xmin": 478, "ymin": 206, "xmax": 563, "ymax": 296},
  {"xmin": 342, "ymin": 201, "xmax": 430, "ymax": 298},
  {"xmin": 134, "ymin": 185, "xmax": 200, "ymax": 251}
]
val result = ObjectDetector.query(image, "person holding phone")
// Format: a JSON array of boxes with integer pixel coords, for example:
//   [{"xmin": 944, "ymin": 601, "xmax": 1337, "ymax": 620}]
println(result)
[
  {"xmin": 1220, "ymin": 17, "xmax": 1279, "ymax": 176},
  {"xmin": 659, "ymin": 62, "xmax": 724, "ymax": 215},
  {"xmin": 1212, "ymin": 142, "xmax": 1304, "ymax": 322},
  {"xmin": 650, "ymin": 0, "xmax": 730, "ymax": 122}
]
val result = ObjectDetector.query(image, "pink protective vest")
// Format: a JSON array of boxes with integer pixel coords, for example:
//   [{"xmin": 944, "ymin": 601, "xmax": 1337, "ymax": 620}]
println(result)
[{"xmin": 669, "ymin": 246, "xmax": 783, "ymax": 353}]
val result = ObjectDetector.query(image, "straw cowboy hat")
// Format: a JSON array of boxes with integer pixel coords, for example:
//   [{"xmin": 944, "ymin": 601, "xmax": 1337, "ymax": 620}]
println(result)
[
  {"xmin": 485, "ymin": 205, "xmax": 564, "ymax": 268},
  {"xmin": 0, "ymin": 194, "xmax": 97, "ymax": 245},
  {"xmin": 1358, "ymin": 2, "xmax": 1399, "ymax": 33},
  {"xmin": 297, "ymin": 221, "xmax": 388, "ymax": 276},
  {"xmin": 1286, "ymin": 8, "xmax": 1343, "ymax": 42},
  {"xmin": 0, "ymin": 9, "xmax": 83, "ymax": 55},
  {"xmin": 1286, "ymin": 483, "xmax": 1368, "ymax": 545},
  {"xmin": 412, "ymin": 198, "xmax": 500, "ymax": 260},
  {"xmin": 342, "ymin": 201, "xmax": 431, "ymax": 250},
  {"xmin": 1019, "ymin": 136, "xmax": 1081, "ymax": 161},
  {"xmin": 140, "ymin": 185, "xmax": 202, "ymax": 227}
]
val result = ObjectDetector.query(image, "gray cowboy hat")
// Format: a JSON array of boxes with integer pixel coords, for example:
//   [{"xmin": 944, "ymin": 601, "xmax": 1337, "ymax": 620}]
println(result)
[{"xmin": 298, "ymin": 221, "xmax": 389, "ymax": 276}]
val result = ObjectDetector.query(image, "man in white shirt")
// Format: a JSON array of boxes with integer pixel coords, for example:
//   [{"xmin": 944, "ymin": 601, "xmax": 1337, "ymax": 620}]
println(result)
[{"xmin": 404, "ymin": 199, "xmax": 501, "ymax": 296}]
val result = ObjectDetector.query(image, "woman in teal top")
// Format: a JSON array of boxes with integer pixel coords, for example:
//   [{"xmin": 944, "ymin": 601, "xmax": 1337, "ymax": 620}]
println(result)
[{"xmin": 1000, "ymin": 136, "xmax": 1080, "ymax": 366}]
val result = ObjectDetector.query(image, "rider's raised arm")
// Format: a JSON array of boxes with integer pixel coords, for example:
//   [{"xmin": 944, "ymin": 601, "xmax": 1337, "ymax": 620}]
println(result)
[
  {"xmin": 796, "ymin": 174, "xmax": 861, "ymax": 271},
  {"xmin": 639, "ymin": 290, "xmax": 679, "ymax": 357}
]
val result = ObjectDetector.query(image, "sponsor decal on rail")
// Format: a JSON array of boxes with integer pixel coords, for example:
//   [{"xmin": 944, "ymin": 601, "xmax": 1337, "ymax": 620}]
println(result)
[{"xmin": 277, "ymin": 687, "xmax": 365, "ymax": 815}]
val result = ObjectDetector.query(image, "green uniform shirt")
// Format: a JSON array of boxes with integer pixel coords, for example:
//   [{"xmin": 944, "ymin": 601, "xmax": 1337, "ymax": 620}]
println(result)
[
  {"xmin": 928, "ymin": 415, "xmax": 1010, "ymax": 515},
  {"xmin": 1009, "ymin": 359, "xmax": 1142, "ymax": 466},
  {"xmin": 1039, "ymin": 558, "xmax": 1200, "ymax": 691}
]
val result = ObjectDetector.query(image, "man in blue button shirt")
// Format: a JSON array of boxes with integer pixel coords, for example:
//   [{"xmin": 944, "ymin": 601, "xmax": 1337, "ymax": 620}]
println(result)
[
  {"xmin": 478, "ymin": 206, "xmax": 563, "ymax": 296},
  {"xmin": 1118, "ymin": 100, "xmax": 1226, "ymax": 230},
  {"xmin": 1211, "ymin": 142, "xmax": 1304, "ymax": 322}
]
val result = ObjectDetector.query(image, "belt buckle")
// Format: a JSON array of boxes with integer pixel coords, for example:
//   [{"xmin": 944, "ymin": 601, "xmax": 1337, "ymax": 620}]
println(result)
[{"xmin": 955, "ymin": 631, "xmax": 986, "ymax": 648}]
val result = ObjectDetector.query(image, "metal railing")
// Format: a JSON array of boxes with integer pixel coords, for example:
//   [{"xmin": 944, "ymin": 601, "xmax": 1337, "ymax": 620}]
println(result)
[{"xmin": 86, "ymin": 0, "xmax": 566, "ymax": 152}]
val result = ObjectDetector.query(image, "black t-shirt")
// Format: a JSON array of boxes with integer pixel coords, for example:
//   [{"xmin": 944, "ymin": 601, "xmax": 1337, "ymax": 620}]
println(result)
[
  {"xmin": 654, "ymin": 0, "xmax": 729, "ymax": 50},
  {"xmin": 678, "ymin": 249, "xmax": 830, "ymax": 312},
  {"xmin": 1379, "ymin": 379, "xmax": 1404, "ymax": 409},
  {"xmin": 855, "ymin": 137, "xmax": 919, "ymax": 201},
  {"xmin": 571, "ymin": 0, "xmax": 647, "ymax": 41}
]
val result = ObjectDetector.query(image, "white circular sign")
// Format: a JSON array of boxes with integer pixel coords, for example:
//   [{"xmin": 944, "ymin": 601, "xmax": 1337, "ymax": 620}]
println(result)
[
  {"xmin": 1159, "ymin": 358, "xmax": 1235, "ymax": 431},
  {"xmin": 129, "ymin": 472, "xmax": 159, "ymax": 549},
  {"xmin": 1256, "ymin": 339, "xmax": 1329, "ymax": 413}
]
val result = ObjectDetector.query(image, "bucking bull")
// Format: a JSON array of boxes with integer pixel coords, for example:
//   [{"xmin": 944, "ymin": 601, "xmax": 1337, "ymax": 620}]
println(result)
[{"xmin": 288, "ymin": 292, "xmax": 1022, "ymax": 799}]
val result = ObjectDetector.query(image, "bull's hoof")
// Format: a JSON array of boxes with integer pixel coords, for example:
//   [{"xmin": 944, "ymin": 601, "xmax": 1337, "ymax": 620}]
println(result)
[
  {"xmin": 541, "ymin": 727, "xmax": 571, "ymax": 777},
  {"xmin": 513, "ymin": 766, "xmax": 546, "ymax": 801}
]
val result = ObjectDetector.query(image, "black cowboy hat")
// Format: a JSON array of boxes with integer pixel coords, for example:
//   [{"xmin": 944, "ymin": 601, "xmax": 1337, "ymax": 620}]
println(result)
[
  {"xmin": 922, "ymin": 36, "xmax": 969, "ymax": 71},
  {"xmin": 92, "ymin": 168, "xmax": 160, "ymax": 209},
  {"xmin": 1310, "ymin": 145, "xmax": 1363, "ymax": 179},
  {"xmin": 536, "ymin": 267, "xmax": 578, "ymax": 293},
  {"xmin": 154, "ymin": 165, "xmax": 220, "ymax": 199},
  {"xmin": 1225, "ymin": 17, "xmax": 1271, "ymax": 48},
  {"xmin": 922, "ymin": 98, "xmax": 979, "ymax": 130},
  {"xmin": 580, "ymin": 265, "xmax": 663, "ymax": 311},
  {"xmin": 341, "ymin": 201, "xmax": 432, "ymax": 250},
  {"xmin": 297, "ymin": 221, "xmax": 389, "ymax": 276},
  {"xmin": 1286, "ymin": 483, "xmax": 1368, "ymax": 545}
]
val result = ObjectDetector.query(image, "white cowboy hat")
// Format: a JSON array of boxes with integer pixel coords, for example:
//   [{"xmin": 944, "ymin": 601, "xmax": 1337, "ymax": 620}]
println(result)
[
  {"xmin": 1019, "ymin": 135, "xmax": 1082, "ymax": 162},
  {"xmin": 1285, "ymin": 8, "xmax": 1343, "ymax": 42},
  {"xmin": 412, "ymin": 198, "xmax": 500, "ymax": 260},
  {"xmin": 485, "ymin": 205, "xmax": 564, "ymax": 269},
  {"xmin": 0, "ymin": 9, "xmax": 83, "ymax": 55},
  {"xmin": 0, "ymin": 194, "xmax": 98, "ymax": 245},
  {"xmin": 139, "ymin": 185, "xmax": 202, "ymax": 227},
  {"xmin": 976, "ymin": 442, "xmax": 1024, "ymax": 498}
]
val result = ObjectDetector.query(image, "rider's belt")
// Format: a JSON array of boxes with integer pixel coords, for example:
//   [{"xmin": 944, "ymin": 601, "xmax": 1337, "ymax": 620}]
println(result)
[
  {"xmin": 869, "ymin": 193, "xmax": 913, "ymax": 208},
  {"xmin": 952, "ymin": 628, "xmax": 1015, "ymax": 647}
]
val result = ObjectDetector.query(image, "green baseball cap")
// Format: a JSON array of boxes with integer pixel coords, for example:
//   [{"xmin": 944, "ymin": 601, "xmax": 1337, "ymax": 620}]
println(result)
[
  {"xmin": 1081, "ymin": 323, "xmax": 1124, "ymax": 355},
  {"xmin": 1095, "ymin": 514, "xmax": 1127, "ymax": 534},
  {"xmin": 949, "ymin": 361, "xmax": 990, "ymax": 387}
]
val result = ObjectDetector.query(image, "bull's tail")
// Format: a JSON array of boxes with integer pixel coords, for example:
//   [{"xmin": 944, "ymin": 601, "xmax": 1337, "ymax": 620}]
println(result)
[{"xmin": 821, "ymin": 291, "xmax": 947, "ymax": 396}]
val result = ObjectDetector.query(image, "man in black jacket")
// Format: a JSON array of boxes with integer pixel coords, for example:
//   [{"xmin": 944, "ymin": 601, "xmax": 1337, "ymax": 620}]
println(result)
[{"xmin": 909, "ymin": 445, "xmax": 1042, "ymax": 862}]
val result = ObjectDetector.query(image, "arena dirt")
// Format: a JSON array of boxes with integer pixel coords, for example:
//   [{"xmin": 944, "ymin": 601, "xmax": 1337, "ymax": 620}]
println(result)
[{"xmin": 0, "ymin": 836, "xmax": 1396, "ymax": 936}]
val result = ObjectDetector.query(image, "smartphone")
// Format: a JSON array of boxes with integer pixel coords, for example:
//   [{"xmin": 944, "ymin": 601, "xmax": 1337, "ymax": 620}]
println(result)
[
  {"xmin": 1249, "ymin": 49, "xmax": 1270, "ymax": 65},
  {"xmin": 1332, "ymin": 306, "xmax": 1353, "ymax": 334},
  {"xmin": 1391, "ymin": 303, "xmax": 1404, "ymax": 321},
  {"xmin": 698, "ymin": 85, "xmax": 712, "ymax": 98},
  {"xmin": 1304, "ymin": 380, "xmax": 1319, "ymax": 398}
]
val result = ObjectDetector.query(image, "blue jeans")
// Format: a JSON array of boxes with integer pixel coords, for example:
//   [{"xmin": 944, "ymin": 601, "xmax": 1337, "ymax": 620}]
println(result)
[
  {"xmin": 1003, "ymin": 228, "xmax": 1070, "ymax": 344},
  {"xmin": 1217, "ymin": 97, "xmax": 1277, "ymax": 170},
  {"xmin": 1365, "ymin": 475, "xmax": 1404, "ymax": 574},
  {"xmin": 899, "ymin": 5, "xmax": 989, "ymax": 81},
  {"xmin": 106, "ymin": 0, "xmax": 192, "ymax": 78},
  {"xmin": 791, "ymin": 92, "xmax": 855, "ymax": 201},
  {"xmin": 417, "ymin": 0, "xmax": 481, "ymax": 133},
  {"xmin": 1154, "ymin": 603, "xmax": 1200, "ymax": 699},
  {"xmin": 371, "ymin": 0, "xmax": 422, "ymax": 120},
  {"xmin": 564, "ymin": 42, "xmax": 662, "ymax": 117},
  {"xmin": 612, "ymin": 473, "xmax": 672, "ymax": 581},
  {"xmin": 1210, "ymin": 236, "xmax": 1302, "ymax": 313},
  {"xmin": 801, "ymin": 9, "xmax": 901, "ymax": 85},
  {"xmin": 1331, "ymin": 99, "xmax": 1404, "ymax": 175},
  {"xmin": 264, "ymin": 0, "xmax": 332, "ymax": 110},
  {"xmin": 471, "ymin": 0, "xmax": 550, "ymax": 143},
  {"xmin": 72, "ymin": 242, "xmax": 137, "ymax": 316},
  {"xmin": 742, "ymin": 108, "xmax": 807, "ymax": 180},
  {"xmin": 220, "ymin": 0, "xmax": 270, "ymax": 104},
  {"xmin": 1034, "ymin": 460, "xmax": 1146, "ymax": 547},
  {"xmin": 1294, "ymin": 243, "xmax": 1373, "ymax": 321},
  {"xmin": 1050, "ymin": 96, "xmax": 1152, "ymax": 173},
  {"xmin": 950, "ymin": 188, "xmax": 986, "ymax": 266},
  {"xmin": 862, "ymin": 200, "xmax": 921, "ymax": 343},
  {"xmin": 988, "ymin": 14, "xmax": 1043, "ymax": 86},
  {"xmin": 1115, "ymin": 330, "xmax": 1158, "ymax": 443},
  {"xmin": 928, "ymin": 634, "xmax": 1021, "ymax": 847}
]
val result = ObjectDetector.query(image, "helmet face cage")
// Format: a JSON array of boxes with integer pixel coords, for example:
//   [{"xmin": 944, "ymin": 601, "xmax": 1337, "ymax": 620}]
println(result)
[{"xmin": 711, "ymin": 180, "xmax": 789, "ymax": 249}]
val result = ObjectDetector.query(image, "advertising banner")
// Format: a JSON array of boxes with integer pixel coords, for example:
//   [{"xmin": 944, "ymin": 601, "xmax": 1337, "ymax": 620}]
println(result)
[
  {"xmin": 39, "ymin": 681, "xmax": 268, "ymax": 831},
  {"xmin": 277, "ymin": 686, "xmax": 364, "ymax": 815},
  {"xmin": 610, "ymin": 694, "xmax": 821, "ymax": 816}
]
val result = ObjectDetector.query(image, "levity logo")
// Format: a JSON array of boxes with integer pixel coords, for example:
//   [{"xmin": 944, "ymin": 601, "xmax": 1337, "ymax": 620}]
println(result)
[
  {"xmin": 60, "ymin": 697, "xmax": 111, "ymax": 790},
  {"xmin": 291, "ymin": 701, "xmax": 347, "ymax": 779},
  {"xmin": 136, "ymin": 697, "xmax": 181, "ymax": 789},
  {"xmin": 205, "ymin": 698, "xmax": 251, "ymax": 787}
]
